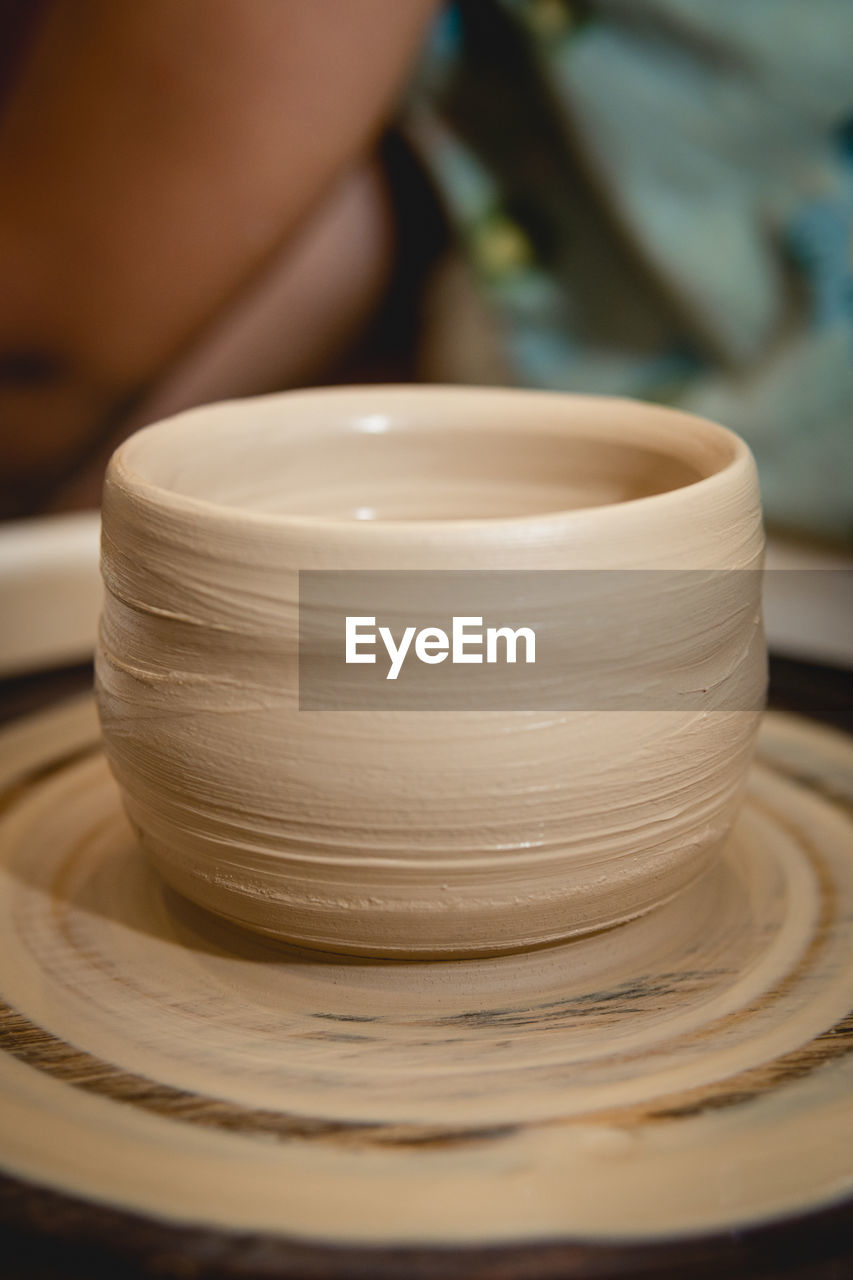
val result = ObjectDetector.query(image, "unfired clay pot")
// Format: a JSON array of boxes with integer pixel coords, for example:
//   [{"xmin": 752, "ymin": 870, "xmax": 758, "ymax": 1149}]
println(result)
[{"xmin": 96, "ymin": 386, "xmax": 766, "ymax": 957}]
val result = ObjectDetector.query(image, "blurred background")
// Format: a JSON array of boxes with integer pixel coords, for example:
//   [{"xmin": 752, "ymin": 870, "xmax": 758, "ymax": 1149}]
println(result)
[{"xmin": 0, "ymin": 0, "xmax": 850, "ymax": 696}]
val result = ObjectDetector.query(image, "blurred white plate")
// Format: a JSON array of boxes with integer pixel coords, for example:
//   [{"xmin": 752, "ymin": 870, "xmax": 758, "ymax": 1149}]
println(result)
[
  {"xmin": 0, "ymin": 512, "xmax": 101, "ymax": 679},
  {"xmin": 763, "ymin": 537, "xmax": 853, "ymax": 670}
]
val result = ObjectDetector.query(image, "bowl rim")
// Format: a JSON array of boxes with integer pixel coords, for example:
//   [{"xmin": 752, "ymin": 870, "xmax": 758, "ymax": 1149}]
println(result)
[{"xmin": 106, "ymin": 384, "xmax": 754, "ymax": 536}]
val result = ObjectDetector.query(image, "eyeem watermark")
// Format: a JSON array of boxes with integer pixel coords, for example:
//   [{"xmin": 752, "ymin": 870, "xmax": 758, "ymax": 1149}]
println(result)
[
  {"xmin": 298, "ymin": 568, "xmax": 850, "ymax": 710},
  {"xmin": 345, "ymin": 615, "xmax": 536, "ymax": 680}
]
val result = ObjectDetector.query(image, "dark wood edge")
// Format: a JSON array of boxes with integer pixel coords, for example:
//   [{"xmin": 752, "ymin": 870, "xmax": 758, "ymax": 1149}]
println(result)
[
  {"xmin": 767, "ymin": 654, "xmax": 853, "ymax": 735},
  {"xmin": 0, "ymin": 1166, "xmax": 851, "ymax": 1280},
  {"xmin": 0, "ymin": 660, "xmax": 93, "ymax": 727}
]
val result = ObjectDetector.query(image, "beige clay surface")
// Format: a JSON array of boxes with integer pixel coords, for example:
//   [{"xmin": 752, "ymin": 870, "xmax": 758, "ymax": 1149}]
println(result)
[
  {"xmin": 0, "ymin": 699, "xmax": 851, "ymax": 1245},
  {"xmin": 97, "ymin": 387, "xmax": 766, "ymax": 956}
]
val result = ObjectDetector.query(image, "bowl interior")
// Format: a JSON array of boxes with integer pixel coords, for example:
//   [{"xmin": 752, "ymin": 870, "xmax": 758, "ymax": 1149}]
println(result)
[{"xmin": 121, "ymin": 391, "xmax": 735, "ymax": 522}]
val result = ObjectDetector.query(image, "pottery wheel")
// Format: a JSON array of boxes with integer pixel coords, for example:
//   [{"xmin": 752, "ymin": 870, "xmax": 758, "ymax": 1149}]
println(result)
[{"xmin": 0, "ymin": 700, "xmax": 852, "ymax": 1266}]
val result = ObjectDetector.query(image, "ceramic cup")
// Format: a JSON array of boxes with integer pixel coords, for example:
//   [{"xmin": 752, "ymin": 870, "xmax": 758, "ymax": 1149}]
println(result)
[{"xmin": 96, "ymin": 386, "xmax": 766, "ymax": 957}]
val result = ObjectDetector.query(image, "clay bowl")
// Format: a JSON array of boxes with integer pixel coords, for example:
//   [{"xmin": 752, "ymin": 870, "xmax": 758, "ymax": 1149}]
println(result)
[{"xmin": 96, "ymin": 385, "xmax": 766, "ymax": 958}]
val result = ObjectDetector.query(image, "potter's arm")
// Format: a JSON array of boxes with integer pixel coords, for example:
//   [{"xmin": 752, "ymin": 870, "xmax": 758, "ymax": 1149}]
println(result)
[{"xmin": 0, "ymin": 0, "xmax": 440, "ymax": 516}]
